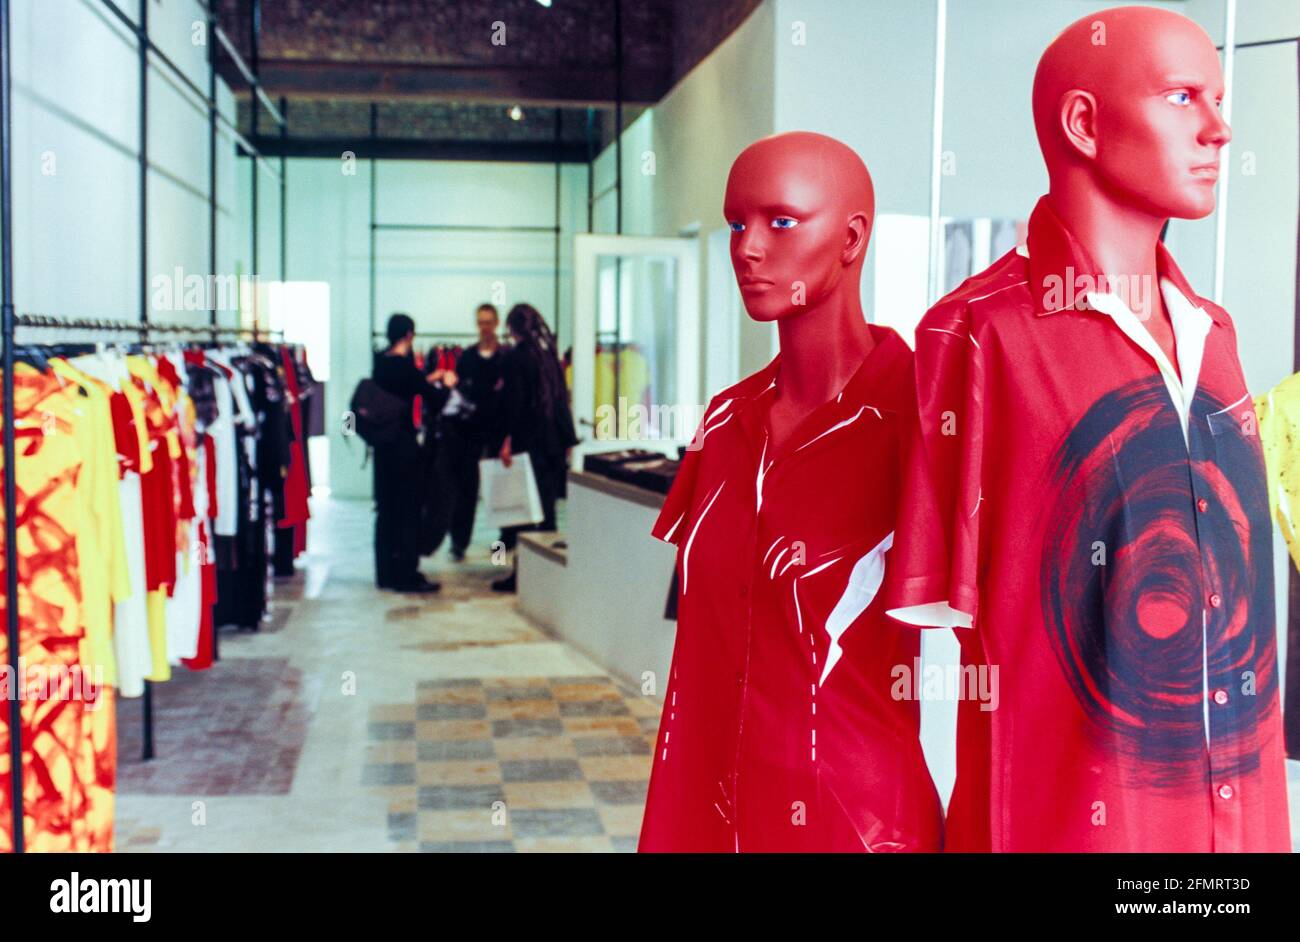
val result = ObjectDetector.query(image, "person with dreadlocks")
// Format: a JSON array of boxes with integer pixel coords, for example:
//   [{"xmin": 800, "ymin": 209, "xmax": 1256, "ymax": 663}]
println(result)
[{"xmin": 491, "ymin": 303, "xmax": 579, "ymax": 593}]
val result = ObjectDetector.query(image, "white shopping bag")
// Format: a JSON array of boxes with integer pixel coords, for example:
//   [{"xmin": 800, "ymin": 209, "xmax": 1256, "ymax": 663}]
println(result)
[{"xmin": 480, "ymin": 453, "xmax": 545, "ymax": 530}]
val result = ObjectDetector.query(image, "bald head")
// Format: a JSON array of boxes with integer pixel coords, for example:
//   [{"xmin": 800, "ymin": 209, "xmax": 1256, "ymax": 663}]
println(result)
[
  {"xmin": 723, "ymin": 132, "xmax": 876, "ymax": 323},
  {"xmin": 1033, "ymin": 6, "xmax": 1220, "ymax": 163},
  {"xmin": 727, "ymin": 131, "xmax": 874, "ymax": 222},
  {"xmin": 1030, "ymin": 6, "xmax": 1229, "ymax": 219}
]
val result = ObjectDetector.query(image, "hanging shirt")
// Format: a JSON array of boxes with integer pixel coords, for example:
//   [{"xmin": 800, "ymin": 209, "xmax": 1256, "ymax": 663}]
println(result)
[
  {"xmin": 884, "ymin": 197, "xmax": 1291, "ymax": 852},
  {"xmin": 0, "ymin": 364, "xmax": 115, "ymax": 853},
  {"xmin": 642, "ymin": 326, "xmax": 943, "ymax": 852},
  {"xmin": 71, "ymin": 352, "xmax": 152, "ymax": 699},
  {"xmin": 48, "ymin": 359, "xmax": 124, "ymax": 689},
  {"xmin": 203, "ymin": 351, "xmax": 244, "ymax": 537}
]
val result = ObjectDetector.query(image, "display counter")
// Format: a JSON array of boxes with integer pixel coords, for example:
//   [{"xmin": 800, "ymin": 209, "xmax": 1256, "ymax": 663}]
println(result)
[{"xmin": 517, "ymin": 470, "xmax": 677, "ymax": 693}]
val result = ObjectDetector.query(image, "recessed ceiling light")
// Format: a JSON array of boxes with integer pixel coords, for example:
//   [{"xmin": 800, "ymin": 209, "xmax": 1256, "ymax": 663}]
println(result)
[
  {"xmin": 509, "ymin": 105, "xmax": 524, "ymax": 121},
  {"xmin": 535, "ymin": 0, "xmax": 553, "ymax": 7}
]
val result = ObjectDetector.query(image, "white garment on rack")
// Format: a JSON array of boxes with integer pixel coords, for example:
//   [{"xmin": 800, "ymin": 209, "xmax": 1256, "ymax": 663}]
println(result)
[
  {"xmin": 209, "ymin": 368, "xmax": 238, "ymax": 537},
  {"xmin": 113, "ymin": 471, "xmax": 151, "ymax": 698},
  {"xmin": 166, "ymin": 548, "xmax": 202, "ymax": 664}
]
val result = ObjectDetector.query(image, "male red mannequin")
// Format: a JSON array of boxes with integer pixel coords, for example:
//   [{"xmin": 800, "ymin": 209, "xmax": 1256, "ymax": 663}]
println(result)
[
  {"xmin": 640, "ymin": 132, "xmax": 942, "ymax": 852},
  {"xmin": 886, "ymin": 7, "xmax": 1292, "ymax": 851}
]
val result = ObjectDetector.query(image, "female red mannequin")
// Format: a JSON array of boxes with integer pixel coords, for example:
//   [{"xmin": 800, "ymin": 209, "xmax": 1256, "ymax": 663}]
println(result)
[{"xmin": 641, "ymin": 132, "xmax": 941, "ymax": 852}]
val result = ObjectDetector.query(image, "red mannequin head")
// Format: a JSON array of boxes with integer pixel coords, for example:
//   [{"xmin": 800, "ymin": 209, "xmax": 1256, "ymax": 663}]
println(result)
[
  {"xmin": 1033, "ymin": 6, "xmax": 1230, "ymax": 221},
  {"xmin": 723, "ymin": 131, "xmax": 874, "ymax": 324}
]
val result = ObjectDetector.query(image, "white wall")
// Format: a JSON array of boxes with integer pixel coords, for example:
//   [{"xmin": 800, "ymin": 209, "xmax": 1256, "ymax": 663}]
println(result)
[
  {"xmin": 279, "ymin": 157, "xmax": 587, "ymax": 500},
  {"xmin": 13, "ymin": 0, "xmax": 239, "ymax": 331}
]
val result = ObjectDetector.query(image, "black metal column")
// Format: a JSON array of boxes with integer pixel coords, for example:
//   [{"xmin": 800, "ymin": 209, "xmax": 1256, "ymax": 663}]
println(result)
[
  {"xmin": 206, "ymin": 9, "xmax": 220, "ymax": 665},
  {"xmin": 612, "ymin": 0, "xmax": 624, "ymax": 407},
  {"xmin": 280, "ymin": 97, "xmax": 287, "ymax": 281},
  {"xmin": 137, "ymin": 0, "xmax": 153, "ymax": 762},
  {"xmin": 368, "ymin": 103, "xmax": 377, "ymax": 344},
  {"xmin": 0, "ymin": 0, "xmax": 24, "ymax": 854},
  {"xmin": 208, "ymin": 9, "xmax": 217, "ymax": 337},
  {"xmin": 553, "ymin": 108, "xmax": 561, "ymax": 345},
  {"xmin": 249, "ymin": 0, "xmax": 260, "ymax": 337}
]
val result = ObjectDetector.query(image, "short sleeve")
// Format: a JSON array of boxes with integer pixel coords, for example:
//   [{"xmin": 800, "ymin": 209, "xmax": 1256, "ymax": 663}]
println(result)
[
  {"xmin": 651, "ymin": 421, "xmax": 705, "ymax": 546},
  {"xmin": 884, "ymin": 306, "xmax": 986, "ymax": 629}
]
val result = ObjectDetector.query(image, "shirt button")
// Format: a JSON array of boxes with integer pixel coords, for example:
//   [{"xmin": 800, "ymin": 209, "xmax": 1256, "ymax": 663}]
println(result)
[
  {"xmin": 1213, "ymin": 689, "xmax": 1229, "ymax": 705},
  {"xmin": 1209, "ymin": 593, "xmax": 1222, "ymax": 609},
  {"xmin": 1197, "ymin": 498, "xmax": 1209, "ymax": 513},
  {"xmin": 1217, "ymin": 784, "xmax": 1234, "ymax": 800}
]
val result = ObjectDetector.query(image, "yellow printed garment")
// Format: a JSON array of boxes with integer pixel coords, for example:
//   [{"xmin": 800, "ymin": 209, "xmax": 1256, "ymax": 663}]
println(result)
[
  {"xmin": 49, "ymin": 358, "xmax": 121, "ymax": 688},
  {"xmin": 1256, "ymin": 371, "xmax": 1300, "ymax": 572},
  {"xmin": 0, "ymin": 365, "xmax": 115, "ymax": 852}
]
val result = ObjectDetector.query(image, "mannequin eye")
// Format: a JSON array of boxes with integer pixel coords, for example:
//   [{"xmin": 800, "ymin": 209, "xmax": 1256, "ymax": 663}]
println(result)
[
  {"xmin": 1166, "ymin": 91, "xmax": 1192, "ymax": 106},
  {"xmin": 728, "ymin": 221, "xmax": 745, "ymax": 233},
  {"xmin": 770, "ymin": 217, "xmax": 799, "ymax": 230}
]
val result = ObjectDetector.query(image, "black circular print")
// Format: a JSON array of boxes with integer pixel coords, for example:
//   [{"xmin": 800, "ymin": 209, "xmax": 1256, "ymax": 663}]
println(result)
[{"xmin": 1039, "ymin": 377, "xmax": 1277, "ymax": 788}]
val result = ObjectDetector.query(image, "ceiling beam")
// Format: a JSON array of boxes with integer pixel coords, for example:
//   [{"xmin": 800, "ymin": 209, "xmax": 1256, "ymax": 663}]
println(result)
[
  {"xmin": 225, "ymin": 59, "xmax": 671, "ymax": 107},
  {"xmin": 242, "ymin": 135, "xmax": 590, "ymax": 163}
]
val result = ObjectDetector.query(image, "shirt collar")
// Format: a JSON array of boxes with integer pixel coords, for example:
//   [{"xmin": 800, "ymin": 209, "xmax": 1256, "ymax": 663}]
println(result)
[
  {"xmin": 1025, "ymin": 195, "xmax": 1228, "ymax": 327},
  {"xmin": 754, "ymin": 324, "xmax": 913, "ymax": 417}
]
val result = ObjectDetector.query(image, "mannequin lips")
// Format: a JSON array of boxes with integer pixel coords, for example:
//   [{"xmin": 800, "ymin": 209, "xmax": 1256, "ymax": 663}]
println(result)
[
  {"xmin": 1189, "ymin": 163, "xmax": 1220, "ymax": 181},
  {"xmin": 738, "ymin": 275, "xmax": 776, "ymax": 290}
]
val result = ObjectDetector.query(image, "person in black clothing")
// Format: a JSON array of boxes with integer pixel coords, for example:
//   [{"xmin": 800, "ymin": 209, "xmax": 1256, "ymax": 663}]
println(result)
[
  {"xmin": 492, "ymin": 303, "xmax": 579, "ymax": 593},
  {"xmin": 372, "ymin": 312, "xmax": 455, "ymax": 593},
  {"xmin": 439, "ymin": 303, "xmax": 506, "ymax": 561}
]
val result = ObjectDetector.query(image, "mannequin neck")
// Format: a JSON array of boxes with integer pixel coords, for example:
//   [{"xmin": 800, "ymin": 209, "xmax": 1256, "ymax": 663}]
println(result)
[
  {"xmin": 774, "ymin": 285, "xmax": 875, "ymax": 409},
  {"xmin": 1045, "ymin": 177, "xmax": 1167, "ymax": 319}
]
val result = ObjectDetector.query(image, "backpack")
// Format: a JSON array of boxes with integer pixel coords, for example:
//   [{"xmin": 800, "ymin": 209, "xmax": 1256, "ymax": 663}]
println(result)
[{"xmin": 349, "ymin": 378, "xmax": 410, "ymax": 448}]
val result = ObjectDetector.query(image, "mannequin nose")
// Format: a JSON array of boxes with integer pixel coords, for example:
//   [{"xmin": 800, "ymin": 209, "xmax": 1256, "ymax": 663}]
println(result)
[
  {"xmin": 737, "ymin": 232, "xmax": 764, "ymax": 262},
  {"xmin": 1201, "ymin": 106, "xmax": 1232, "ymax": 149}
]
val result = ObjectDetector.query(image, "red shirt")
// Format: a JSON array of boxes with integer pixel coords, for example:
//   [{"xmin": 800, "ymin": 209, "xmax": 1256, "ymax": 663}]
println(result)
[
  {"xmin": 885, "ymin": 197, "xmax": 1291, "ymax": 852},
  {"xmin": 642, "ymin": 326, "xmax": 943, "ymax": 852}
]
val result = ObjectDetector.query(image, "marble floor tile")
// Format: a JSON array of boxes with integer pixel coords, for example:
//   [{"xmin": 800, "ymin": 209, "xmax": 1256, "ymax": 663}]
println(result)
[
  {"xmin": 502, "ymin": 781, "xmax": 595, "ymax": 810},
  {"xmin": 416, "ymin": 760, "xmax": 502, "ymax": 786},
  {"xmin": 112, "ymin": 497, "xmax": 657, "ymax": 854},
  {"xmin": 509, "ymin": 808, "xmax": 604, "ymax": 839}
]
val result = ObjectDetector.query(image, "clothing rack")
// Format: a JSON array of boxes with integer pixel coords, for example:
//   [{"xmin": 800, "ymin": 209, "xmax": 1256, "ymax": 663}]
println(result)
[
  {"xmin": 10, "ymin": 311, "xmax": 287, "ymax": 776},
  {"xmin": 15, "ymin": 313, "xmax": 281, "ymax": 340},
  {"xmin": 1, "ymin": 0, "xmax": 286, "ymax": 853}
]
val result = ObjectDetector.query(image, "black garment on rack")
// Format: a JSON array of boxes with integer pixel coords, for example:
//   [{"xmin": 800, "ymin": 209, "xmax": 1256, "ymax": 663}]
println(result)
[
  {"xmin": 214, "ymin": 390, "xmax": 262, "ymax": 629},
  {"xmin": 211, "ymin": 350, "xmax": 292, "ymax": 628}
]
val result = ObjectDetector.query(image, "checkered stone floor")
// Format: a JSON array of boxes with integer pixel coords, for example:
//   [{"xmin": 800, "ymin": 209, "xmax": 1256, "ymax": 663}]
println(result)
[{"xmin": 364, "ymin": 675, "xmax": 662, "ymax": 852}]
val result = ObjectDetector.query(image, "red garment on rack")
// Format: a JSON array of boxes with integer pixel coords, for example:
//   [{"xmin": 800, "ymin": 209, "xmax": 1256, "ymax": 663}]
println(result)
[
  {"xmin": 131, "ymin": 376, "xmax": 177, "ymax": 592},
  {"xmin": 277, "ymin": 347, "xmax": 310, "ymax": 556},
  {"xmin": 181, "ymin": 517, "xmax": 216, "ymax": 672}
]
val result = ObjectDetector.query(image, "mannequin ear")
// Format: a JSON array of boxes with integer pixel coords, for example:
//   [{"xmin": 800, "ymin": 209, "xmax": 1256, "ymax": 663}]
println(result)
[
  {"xmin": 841, "ymin": 212, "xmax": 872, "ymax": 265},
  {"xmin": 1059, "ymin": 89, "xmax": 1099, "ymax": 161}
]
